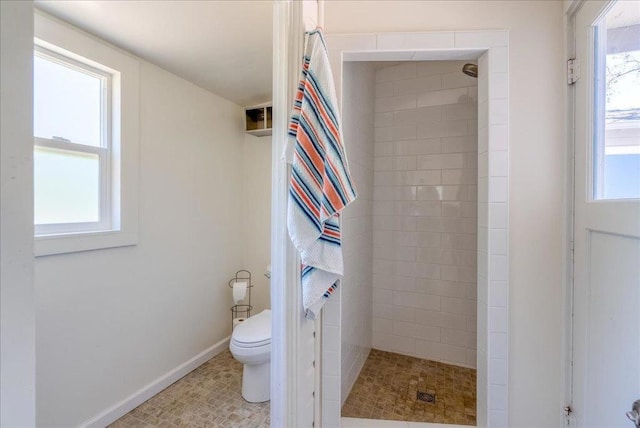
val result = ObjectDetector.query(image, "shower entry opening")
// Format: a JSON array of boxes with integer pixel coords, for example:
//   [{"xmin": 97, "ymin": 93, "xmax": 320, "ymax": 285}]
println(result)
[{"xmin": 316, "ymin": 32, "xmax": 510, "ymax": 428}]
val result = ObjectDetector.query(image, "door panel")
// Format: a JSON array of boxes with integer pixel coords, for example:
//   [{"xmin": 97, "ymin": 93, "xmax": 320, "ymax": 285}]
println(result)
[
  {"xmin": 572, "ymin": 1, "xmax": 640, "ymax": 427},
  {"xmin": 585, "ymin": 231, "xmax": 640, "ymax": 426}
]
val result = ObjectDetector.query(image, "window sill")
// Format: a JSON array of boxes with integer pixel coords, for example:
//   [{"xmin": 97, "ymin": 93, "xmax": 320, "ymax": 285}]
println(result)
[{"xmin": 35, "ymin": 229, "xmax": 137, "ymax": 257}]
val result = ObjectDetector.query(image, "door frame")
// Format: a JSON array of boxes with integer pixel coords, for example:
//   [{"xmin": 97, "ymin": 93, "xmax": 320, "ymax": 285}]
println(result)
[
  {"xmin": 318, "ymin": 32, "xmax": 511, "ymax": 427},
  {"xmin": 271, "ymin": 1, "xmax": 323, "ymax": 427},
  {"xmin": 564, "ymin": 0, "xmax": 581, "ymax": 421}
]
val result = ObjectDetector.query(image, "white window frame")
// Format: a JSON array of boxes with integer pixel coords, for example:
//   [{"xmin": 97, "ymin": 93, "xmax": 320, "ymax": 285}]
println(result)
[
  {"xmin": 34, "ymin": 45, "xmax": 113, "ymax": 236},
  {"xmin": 34, "ymin": 11, "xmax": 139, "ymax": 257},
  {"xmin": 591, "ymin": 10, "xmax": 640, "ymax": 201},
  {"xmin": 592, "ymin": 17, "xmax": 608, "ymax": 200}
]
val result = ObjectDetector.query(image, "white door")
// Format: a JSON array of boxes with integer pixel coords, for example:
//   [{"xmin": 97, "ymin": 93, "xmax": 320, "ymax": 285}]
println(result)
[{"xmin": 571, "ymin": 1, "xmax": 640, "ymax": 427}]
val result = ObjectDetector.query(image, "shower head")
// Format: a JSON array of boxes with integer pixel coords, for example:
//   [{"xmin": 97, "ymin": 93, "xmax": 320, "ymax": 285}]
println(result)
[{"xmin": 462, "ymin": 63, "xmax": 478, "ymax": 78}]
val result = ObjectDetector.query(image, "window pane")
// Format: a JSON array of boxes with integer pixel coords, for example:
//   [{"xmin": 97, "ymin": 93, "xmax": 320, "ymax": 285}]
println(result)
[
  {"xmin": 34, "ymin": 147, "xmax": 100, "ymax": 225},
  {"xmin": 34, "ymin": 54, "xmax": 103, "ymax": 147},
  {"xmin": 594, "ymin": 1, "xmax": 640, "ymax": 200}
]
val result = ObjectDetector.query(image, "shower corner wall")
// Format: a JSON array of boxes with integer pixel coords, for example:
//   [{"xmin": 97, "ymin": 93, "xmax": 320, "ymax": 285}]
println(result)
[{"xmin": 339, "ymin": 61, "xmax": 376, "ymax": 406}]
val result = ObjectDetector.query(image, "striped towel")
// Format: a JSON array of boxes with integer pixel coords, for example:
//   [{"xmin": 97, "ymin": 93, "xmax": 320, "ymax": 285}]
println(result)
[{"xmin": 284, "ymin": 29, "xmax": 357, "ymax": 320}]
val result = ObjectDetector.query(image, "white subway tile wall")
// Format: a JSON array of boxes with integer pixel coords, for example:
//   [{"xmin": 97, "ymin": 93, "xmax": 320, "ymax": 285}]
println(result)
[
  {"xmin": 339, "ymin": 62, "xmax": 375, "ymax": 405},
  {"xmin": 372, "ymin": 61, "xmax": 478, "ymax": 368}
]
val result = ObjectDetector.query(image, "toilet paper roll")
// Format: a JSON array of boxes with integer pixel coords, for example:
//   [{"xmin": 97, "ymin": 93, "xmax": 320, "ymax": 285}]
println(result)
[
  {"xmin": 233, "ymin": 317, "xmax": 247, "ymax": 329},
  {"xmin": 232, "ymin": 281, "xmax": 248, "ymax": 304}
]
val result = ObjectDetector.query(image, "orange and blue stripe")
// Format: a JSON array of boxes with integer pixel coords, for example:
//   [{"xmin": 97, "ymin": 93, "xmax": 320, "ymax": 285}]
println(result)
[{"xmin": 286, "ymin": 29, "xmax": 357, "ymax": 319}]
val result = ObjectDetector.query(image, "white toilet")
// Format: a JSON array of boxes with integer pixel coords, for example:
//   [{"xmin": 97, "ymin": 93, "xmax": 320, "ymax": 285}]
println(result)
[{"xmin": 229, "ymin": 309, "xmax": 271, "ymax": 403}]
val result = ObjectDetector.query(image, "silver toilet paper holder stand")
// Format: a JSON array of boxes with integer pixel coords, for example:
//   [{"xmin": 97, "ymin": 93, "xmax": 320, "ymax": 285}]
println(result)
[{"xmin": 229, "ymin": 270, "xmax": 253, "ymax": 331}]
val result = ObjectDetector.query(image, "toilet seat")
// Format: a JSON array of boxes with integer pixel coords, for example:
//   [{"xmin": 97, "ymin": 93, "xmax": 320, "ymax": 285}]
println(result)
[
  {"xmin": 230, "ymin": 309, "xmax": 271, "ymax": 364},
  {"xmin": 231, "ymin": 309, "xmax": 271, "ymax": 347},
  {"xmin": 231, "ymin": 337, "xmax": 270, "ymax": 348}
]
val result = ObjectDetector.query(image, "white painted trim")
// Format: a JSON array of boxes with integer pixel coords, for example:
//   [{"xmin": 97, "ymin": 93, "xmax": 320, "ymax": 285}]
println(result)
[
  {"xmin": 565, "ymin": 0, "xmax": 584, "ymax": 17},
  {"xmin": 272, "ymin": 2, "xmax": 325, "ymax": 427},
  {"xmin": 79, "ymin": 336, "xmax": 230, "ymax": 428},
  {"xmin": 563, "ymin": 5, "xmax": 577, "ymax": 421},
  {"xmin": 314, "ymin": 316, "xmax": 323, "ymax": 427},
  {"xmin": 271, "ymin": 2, "xmax": 304, "ymax": 427}
]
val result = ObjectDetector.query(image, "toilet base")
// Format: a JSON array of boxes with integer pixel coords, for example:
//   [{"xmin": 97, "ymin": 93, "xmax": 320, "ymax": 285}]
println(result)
[{"xmin": 241, "ymin": 361, "xmax": 270, "ymax": 403}]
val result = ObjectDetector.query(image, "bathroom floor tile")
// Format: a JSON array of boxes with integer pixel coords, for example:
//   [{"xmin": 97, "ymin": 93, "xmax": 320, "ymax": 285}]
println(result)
[
  {"xmin": 109, "ymin": 350, "xmax": 269, "ymax": 428},
  {"xmin": 342, "ymin": 349, "xmax": 475, "ymax": 425}
]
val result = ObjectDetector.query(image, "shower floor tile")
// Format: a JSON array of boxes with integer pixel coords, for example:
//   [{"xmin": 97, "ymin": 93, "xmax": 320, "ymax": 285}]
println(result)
[
  {"xmin": 109, "ymin": 350, "xmax": 269, "ymax": 428},
  {"xmin": 342, "ymin": 349, "xmax": 476, "ymax": 426}
]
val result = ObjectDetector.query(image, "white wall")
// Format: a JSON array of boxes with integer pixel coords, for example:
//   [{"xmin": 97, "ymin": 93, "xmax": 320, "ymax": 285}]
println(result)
[
  {"xmin": 35, "ymin": 54, "xmax": 247, "ymax": 427},
  {"xmin": 340, "ymin": 62, "xmax": 374, "ymax": 403},
  {"xmin": 0, "ymin": 1, "xmax": 36, "ymax": 426},
  {"xmin": 372, "ymin": 61, "xmax": 478, "ymax": 369},
  {"xmin": 242, "ymin": 133, "xmax": 272, "ymax": 314},
  {"xmin": 325, "ymin": 2, "xmax": 565, "ymax": 427}
]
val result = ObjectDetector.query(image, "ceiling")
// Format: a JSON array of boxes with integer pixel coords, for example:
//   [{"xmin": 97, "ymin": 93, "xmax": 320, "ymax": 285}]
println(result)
[{"xmin": 35, "ymin": 0, "xmax": 273, "ymax": 107}]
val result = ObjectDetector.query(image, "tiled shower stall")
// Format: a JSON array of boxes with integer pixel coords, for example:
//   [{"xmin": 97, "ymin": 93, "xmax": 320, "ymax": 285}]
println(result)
[
  {"xmin": 322, "ymin": 30, "xmax": 510, "ymax": 428},
  {"xmin": 371, "ymin": 61, "xmax": 478, "ymax": 369},
  {"xmin": 337, "ymin": 59, "xmax": 479, "ymax": 411}
]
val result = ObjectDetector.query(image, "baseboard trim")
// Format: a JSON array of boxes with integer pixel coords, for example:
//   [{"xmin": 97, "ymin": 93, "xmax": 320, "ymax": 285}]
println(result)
[{"xmin": 79, "ymin": 336, "xmax": 231, "ymax": 428}]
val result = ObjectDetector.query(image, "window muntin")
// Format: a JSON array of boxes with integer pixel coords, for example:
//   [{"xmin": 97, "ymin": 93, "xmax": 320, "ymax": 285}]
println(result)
[
  {"xmin": 33, "ymin": 46, "xmax": 112, "ymax": 236},
  {"xmin": 592, "ymin": 0, "xmax": 640, "ymax": 200}
]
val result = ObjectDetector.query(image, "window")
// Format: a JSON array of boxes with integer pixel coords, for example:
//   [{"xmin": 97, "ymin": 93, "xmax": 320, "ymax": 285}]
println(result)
[
  {"xmin": 34, "ymin": 47, "xmax": 112, "ymax": 235},
  {"xmin": 34, "ymin": 11, "xmax": 139, "ymax": 256},
  {"xmin": 593, "ymin": 0, "xmax": 640, "ymax": 200}
]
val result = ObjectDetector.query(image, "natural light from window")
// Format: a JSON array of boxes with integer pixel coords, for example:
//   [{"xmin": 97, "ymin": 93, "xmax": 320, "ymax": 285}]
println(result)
[
  {"xmin": 33, "ymin": 48, "xmax": 110, "ymax": 231},
  {"xmin": 34, "ymin": 54, "xmax": 103, "ymax": 147},
  {"xmin": 34, "ymin": 147, "xmax": 100, "ymax": 224},
  {"xmin": 595, "ymin": 0, "xmax": 640, "ymax": 200}
]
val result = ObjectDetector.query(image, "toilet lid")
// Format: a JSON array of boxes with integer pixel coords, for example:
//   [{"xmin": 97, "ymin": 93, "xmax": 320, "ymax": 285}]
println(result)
[{"xmin": 232, "ymin": 309, "xmax": 271, "ymax": 346}]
